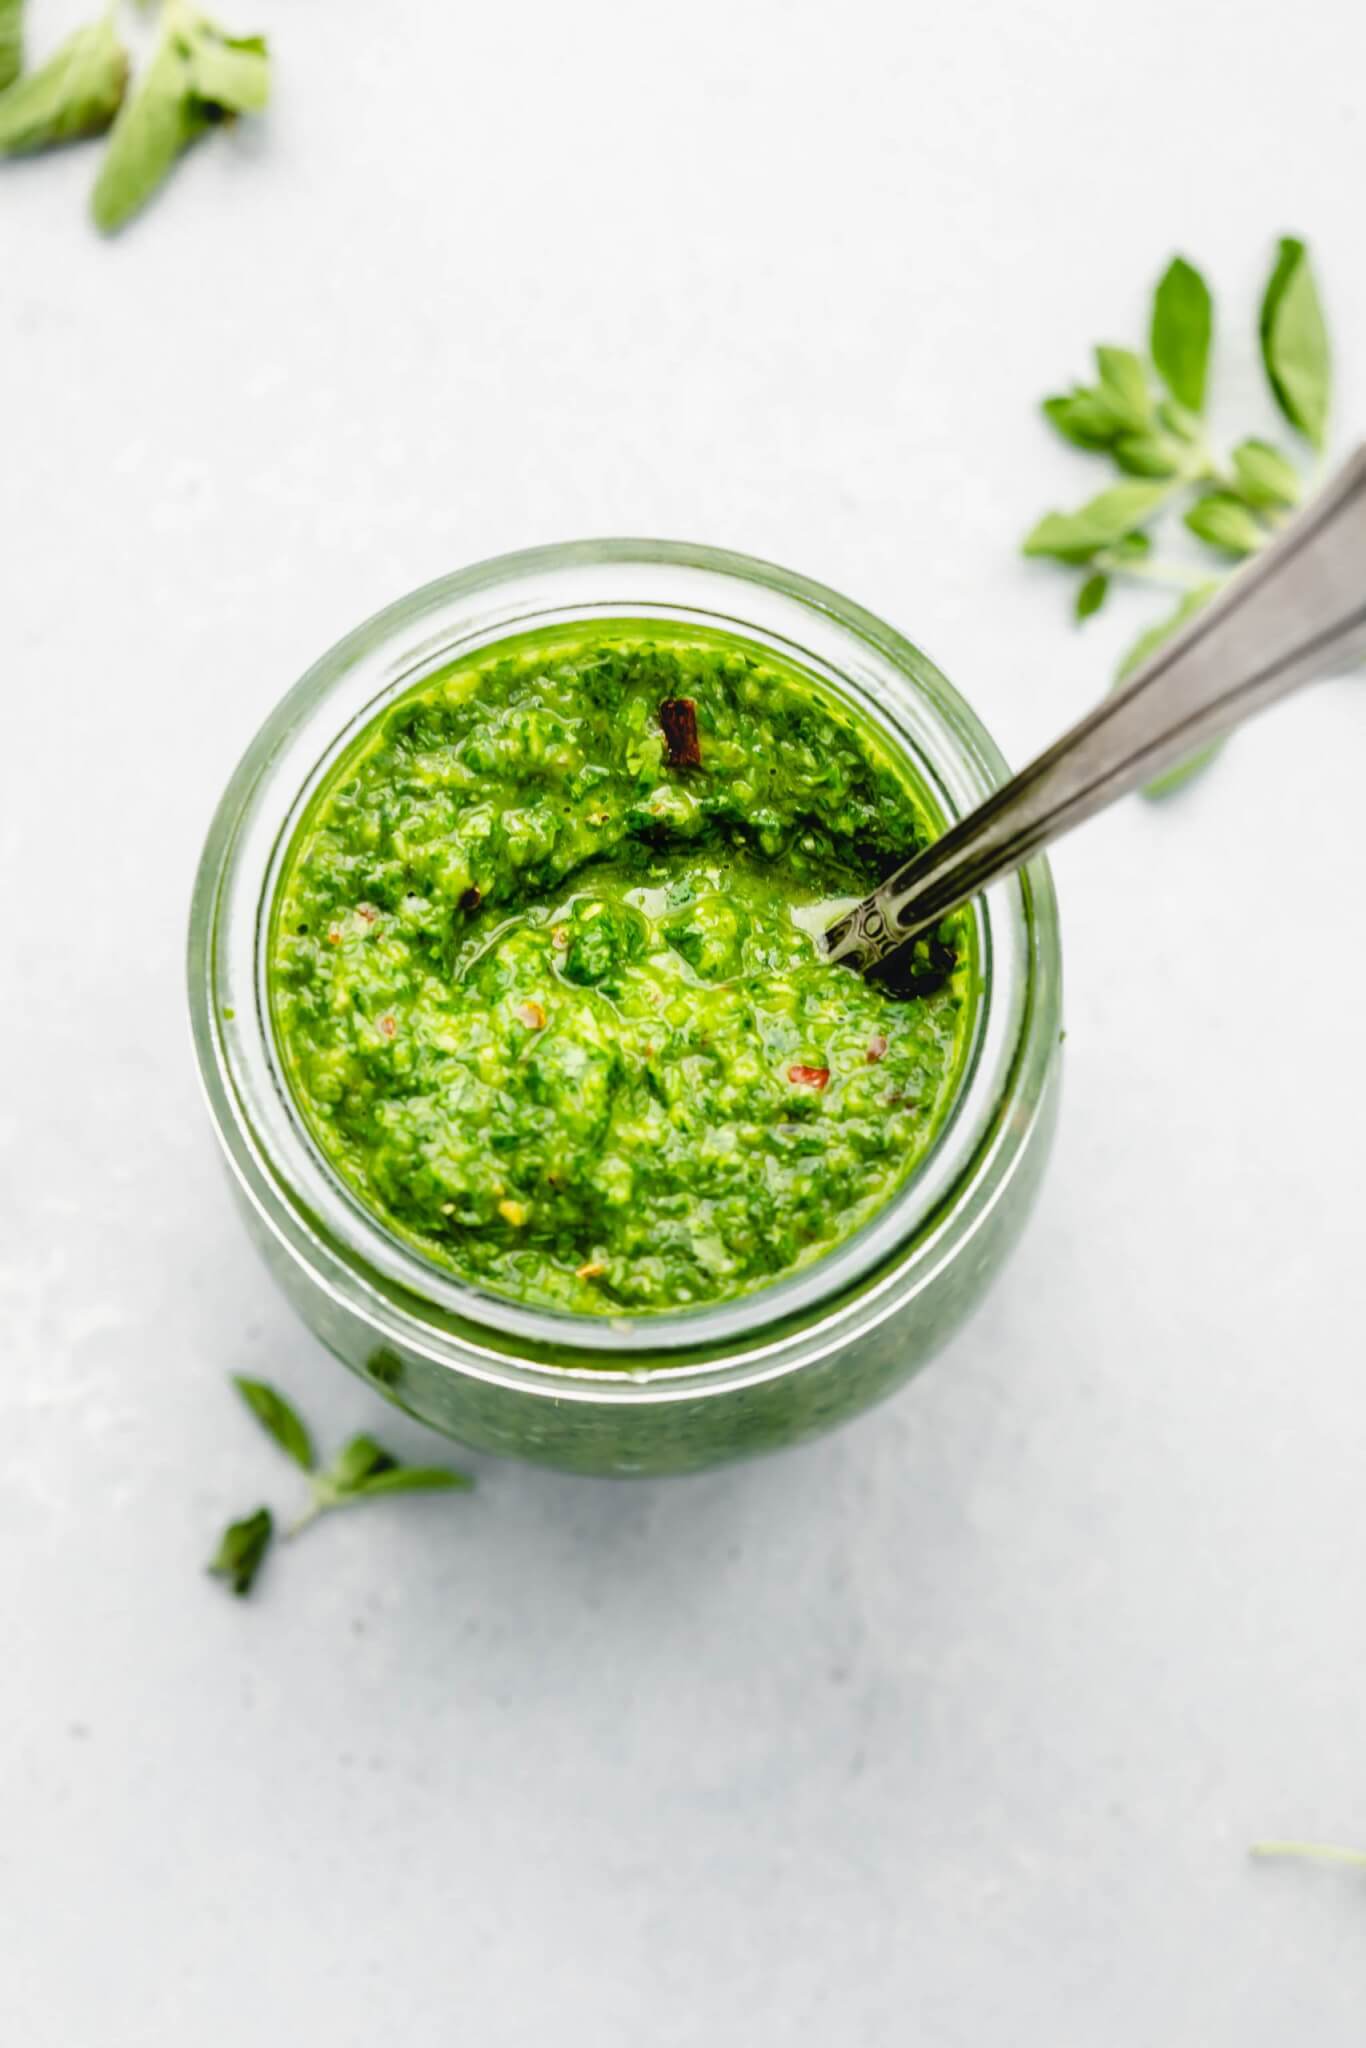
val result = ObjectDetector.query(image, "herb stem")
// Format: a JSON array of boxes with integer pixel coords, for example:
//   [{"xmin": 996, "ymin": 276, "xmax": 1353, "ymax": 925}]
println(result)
[
  {"xmin": 287, "ymin": 1497, "xmax": 325, "ymax": 1539},
  {"xmin": 1251, "ymin": 1840, "xmax": 1366, "ymax": 1868}
]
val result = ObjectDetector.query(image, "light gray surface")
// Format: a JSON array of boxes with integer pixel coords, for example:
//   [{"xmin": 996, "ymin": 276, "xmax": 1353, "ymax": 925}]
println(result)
[{"xmin": 4, "ymin": 1, "xmax": 1364, "ymax": 2040}]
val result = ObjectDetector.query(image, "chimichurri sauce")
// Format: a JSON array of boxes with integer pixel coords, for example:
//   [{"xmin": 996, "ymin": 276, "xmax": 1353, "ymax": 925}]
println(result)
[{"xmin": 269, "ymin": 623, "xmax": 974, "ymax": 1315}]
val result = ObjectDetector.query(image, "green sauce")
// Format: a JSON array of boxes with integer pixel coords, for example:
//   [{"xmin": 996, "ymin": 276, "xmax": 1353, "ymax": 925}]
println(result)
[{"xmin": 269, "ymin": 623, "xmax": 975, "ymax": 1315}]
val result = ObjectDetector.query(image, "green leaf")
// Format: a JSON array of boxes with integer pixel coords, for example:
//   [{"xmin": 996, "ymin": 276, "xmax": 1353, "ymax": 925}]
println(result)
[
  {"xmin": 1095, "ymin": 346, "xmax": 1152, "ymax": 431},
  {"xmin": 1023, "ymin": 481, "xmax": 1171, "ymax": 563},
  {"xmin": 185, "ymin": 24, "xmax": 269, "ymax": 114},
  {"xmin": 0, "ymin": 13, "xmax": 127, "ymax": 155},
  {"xmin": 1075, "ymin": 573, "xmax": 1108, "ymax": 621},
  {"xmin": 1041, "ymin": 388, "xmax": 1122, "ymax": 450},
  {"xmin": 1184, "ymin": 491, "xmax": 1266, "ymax": 557},
  {"xmin": 325, "ymin": 1433, "xmax": 398, "ymax": 1493},
  {"xmin": 345, "ymin": 1466, "xmax": 474, "ymax": 1500},
  {"xmin": 208, "ymin": 1507, "xmax": 273, "ymax": 1597},
  {"xmin": 1114, "ymin": 583, "xmax": 1225, "ymax": 799},
  {"xmin": 1140, "ymin": 746, "xmax": 1225, "ymax": 801},
  {"xmin": 1105, "ymin": 529, "xmax": 1152, "ymax": 563},
  {"xmin": 1114, "ymin": 583, "xmax": 1219, "ymax": 683},
  {"xmin": 1259, "ymin": 237, "xmax": 1331, "ymax": 450},
  {"xmin": 90, "ymin": 10, "xmax": 270, "ymax": 234},
  {"xmin": 1112, "ymin": 432, "xmax": 1181, "ymax": 478},
  {"xmin": 1156, "ymin": 397, "xmax": 1203, "ymax": 445},
  {"xmin": 90, "ymin": 27, "xmax": 204, "ymax": 231},
  {"xmin": 0, "ymin": 0, "xmax": 23, "ymax": 93},
  {"xmin": 231, "ymin": 1376, "xmax": 316, "ymax": 1472},
  {"xmin": 1150, "ymin": 256, "xmax": 1213, "ymax": 414},
  {"xmin": 1230, "ymin": 437, "xmax": 1303, "ymax": 510}
]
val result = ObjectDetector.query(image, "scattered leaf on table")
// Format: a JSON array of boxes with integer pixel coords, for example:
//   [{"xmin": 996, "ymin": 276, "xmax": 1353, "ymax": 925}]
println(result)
[
  {"xmin": 91, "ymin": 8, "xmax": 270, "ymax": 235},
  {"xmin": 231, "ymin": 1375, "xmax": 316, "ymax": 1472},
  {"xmin": 1259, "ymin": 237, "xmax": 1331, "ymax": 450},
  {"xmin": 1022, "ymin": 481, "xmax": 1171, "ymax": 563},
  {"xmin": 1074, "ymin": 572, "xmax": 1109, "ymax": 621},
  {"xmin": 1094, "ymin": 345, "xmax": 1153, "ymax": 431},
  {"xmin": 1184, "ymin": 491, "xmax": 1266, "ymax": 557},
  {"xmin": 208, "ymin": 1507, "xmax": 273, "ymax": 1597},
  {"xmin": 1041, "ymin": 387, "xmax": 1123, "ymax": 450},
  {"xmin": 1229, "ymin": 437, "xmax": 1302, "ymax": 511},
  {"xmin": 346, "ymin": 1466, "xmax": 474, "ymax": 1500},
  {"xmin": 1112, "ymin": 431, "xmax": 1182, "ymax": 478},
  {"xmin": 324, "ymin": 1433, "xmax": 398, "ymax": 1495},
  {"xmin": 0, "ymin": 13, "xmax": 126, "ymax": 156},
  {"xmin": 1150, "ymin": 256, "xmax": 1213, "ymax": 414}
]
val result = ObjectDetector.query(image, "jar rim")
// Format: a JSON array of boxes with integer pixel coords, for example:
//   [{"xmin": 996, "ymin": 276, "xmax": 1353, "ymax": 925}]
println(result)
[{"xmin": 188, "ymin": 538, "xmax": 1061, "ymax": 1399}]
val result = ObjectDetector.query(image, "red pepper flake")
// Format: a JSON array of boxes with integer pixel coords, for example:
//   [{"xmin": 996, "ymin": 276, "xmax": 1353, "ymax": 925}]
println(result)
[
  {"xmin": 356, "ymin": 903, "xmax": 379, "ymax": 926},
  {"xmin": 459, "ymin": 885, "xmax": 483, "ymax": 913},
  {"xmin": 788, "ymin": 1064, "xmax": 830, "ymax": 1091},
  {"xmin": 659, "ymin": 696, "xmax": 702, "ymax": 769},
  {"xmin": 515, "ymin": 1000, "xmax": 546, "ymax": 1030},
  {"xmin": 326, "ymin": 925, "xmax": 342, "ymax": 945},
  {"xmin": 576, "ymin": 1260, "xmax": 605, "ymax": 1281},
  {"xmin": 865, "ymin": 1034, "xmax": 888, "ymax": 1064},
  {"xmin": 379, "ymin": 1014, "xmax": 398, "ymax": 1039}
]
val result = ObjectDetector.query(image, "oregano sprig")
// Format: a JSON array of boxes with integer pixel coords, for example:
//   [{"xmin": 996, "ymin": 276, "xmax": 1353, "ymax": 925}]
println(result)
[
  {"xmin": 1023, "ymin": 239, "xmax": 1333, "ymax": 798},
  {"xmin": 0, "ymin": 0, "xmax": 270, "ymax": 232},
  {"xmin": 208, "ymin": 1375, "xmax": 474, "ymax": 1598}
]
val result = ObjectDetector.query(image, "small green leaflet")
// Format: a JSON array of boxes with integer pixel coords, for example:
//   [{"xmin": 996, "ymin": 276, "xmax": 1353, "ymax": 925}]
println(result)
[
  {"xmin": 232, "ymin": 1375, "xmax": 316, "ymax": 1472},
  {"xmin": 1041, "ymin": 388, "xmax": 1123, "ymax": 450},
  {"xmin": 1184, "ymin": 492, "xmax": 1265, "ymax": 557},
  {"xmin": 1150, "ymin": 257, "xmax": 1213, "ymax": 414},
  {"xmin": 185, "ymin": 26, "xmax": 269, "ymax": 113},
  {"xmin": 1023, "ymin": 481, "xmax": 1171, "ymax": 563},
  {"xmin": 208, "ymin": 1507, "xmax": 273, "ymax": 1597},
  {"xmin": 1094, "ymin": 346, "xmax": 1152, "ymax": 432},
  {"xmin": 1112, "ymin": 432, "xmax": 1182, "ymax": 479},
  {"xmin": 346, "ymin": 1466, "xmax": 474, "ymax": 1500},
  {"xmin": 313, "ymin": 1432, "xmax": 473, "ymax": 1507},
  {"xmin": 0, "ymin": 0, "xmax": 22, "ymax": 93},
  {"xmin": 90, "ymin": 9, "xmax": 270, "ymax": 235},
  {"xmin": 1075, "ymin": 572, "xmax": 1108, "ymax": 621},
  {"xmin": 1114, "ymin": 582, "xmax": 1225, "ymax": 799},
  {"xmin": 1155, "ymin": 397, "xmax": 1203, "ymax": 447},
  {"xmin": 1259, "ymin": 238, "xmax": 1331, "ymax": 450},
  {"xmin": 91, "ymin": 28, "xmax": 203, "ymax": 232},
  {"xmin": 0, "ymin": 13, "xmax": 127, "ymax": 155},
  {"xmin": 1114, "ymin": 583, "xmax": 1219, "ymax": 685},
  {"xmin": 1230, "ymin": 438, "xmax": 1302, "ymax": 510},
  {"xmin": 322, "ymin": 1433, "xmax": 396, "ymax": 1495}
]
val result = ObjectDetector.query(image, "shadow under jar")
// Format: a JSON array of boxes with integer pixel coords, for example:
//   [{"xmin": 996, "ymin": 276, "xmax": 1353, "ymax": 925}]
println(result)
[{"xmin": 188, "ymin": 541, "xmax": 1063, "ymax": 1477}]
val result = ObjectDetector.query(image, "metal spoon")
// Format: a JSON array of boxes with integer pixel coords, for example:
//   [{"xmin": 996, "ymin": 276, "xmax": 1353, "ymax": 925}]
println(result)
[{"xmin": 823, "ymin": 445, "xmax": 1366, "ymax": 982}]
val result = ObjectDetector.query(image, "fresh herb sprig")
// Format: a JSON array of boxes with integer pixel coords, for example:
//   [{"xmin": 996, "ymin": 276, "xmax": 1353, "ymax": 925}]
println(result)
[
  {"xmin": 208, "ymin": 1375, "xmax": 473, "ymax": 1598},
  {"xmin": 1024, "ymin": 239, "xmax": 1333, "ymax": 796},
  {"xmin": 0, "ymin": 0, "xmax": 269, "ymax": 233}
]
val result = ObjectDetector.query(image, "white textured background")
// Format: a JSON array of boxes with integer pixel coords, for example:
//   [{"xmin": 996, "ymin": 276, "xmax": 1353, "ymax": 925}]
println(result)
[{"xmin": 4, "ymin": 1, "xmax": 1365, "ymax": 2041}]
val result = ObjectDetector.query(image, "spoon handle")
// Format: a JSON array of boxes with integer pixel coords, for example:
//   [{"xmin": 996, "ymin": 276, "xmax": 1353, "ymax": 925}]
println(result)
[{"xmin": 825, "ymin": 446, "xmax": 1366, "ymax": 977}]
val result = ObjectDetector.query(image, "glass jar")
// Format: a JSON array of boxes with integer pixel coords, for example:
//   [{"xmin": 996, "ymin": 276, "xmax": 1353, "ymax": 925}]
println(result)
[{"xmin": 188, "ymin": 541, "xmax": 1062, "ymax": 1476}]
